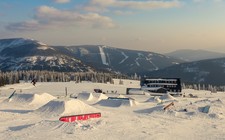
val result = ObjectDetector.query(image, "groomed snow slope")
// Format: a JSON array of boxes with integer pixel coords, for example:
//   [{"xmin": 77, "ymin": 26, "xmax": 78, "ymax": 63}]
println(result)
[{"xmin": 1, "ymin": 83, "xmax": 225, "ymax": 140}]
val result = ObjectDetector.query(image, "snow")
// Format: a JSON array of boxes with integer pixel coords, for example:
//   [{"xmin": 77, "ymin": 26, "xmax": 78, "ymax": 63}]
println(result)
[
  {"xmin": 96, "ymin": 99, "xmax": 136, "ymax": 107},
  {"xmin": 45, "ymin": 56, "xmax": 56, "ymax": 61},
  {"xmin": 1, "ymin": 82, "xmax": 225, "ymax": 140},
  {"xmin": 99, "ymin": 46, "xmax": 109, "ymax": 66},
  {"xmin": 119, "ymin": 51, "xmax": 129, "ymax": 64},
  {"xmin": 0, "ymin": 38, "xmax": 36, "ymax": 52},
  {"xmin": 37, "ymin": 46, "xmax": 49, "ymax": 50},
  {"xmin": 35, "ymin": 99, "xmax": 99, "ymax": 117},
  {"xmin": 159, "ymin": 93, "xmax": 178, "ymax": 101},
  {"xmin": 37, "ymin": 41, "xmax": 47, "ymax": 46},
  {"xmin": 127, "ymin": 88, "xmax": 144, "ymax": 95},
  {"xmin": 77, "ymin": 92, "xmax": 96, "ymax": 101},
  {"xmin": 6, "ymin": 92, "xmax": 56, "ymax": 108}
]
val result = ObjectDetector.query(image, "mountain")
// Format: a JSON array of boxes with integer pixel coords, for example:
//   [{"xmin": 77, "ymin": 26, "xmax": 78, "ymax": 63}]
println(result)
[
  {"xmin": 0, "ymin": 38, "xmax": 183, "ymax": 75},
  {"xmin": 63, "ymin": 45, "xmax": 183, "ymax": 75},
  {"xmin": 147, "ymin": 57, "xmax": 225, "ymax": 86},
  {"xmin": 2, "ymin": 38, "xmax": 225, "ymax": 86},
  {"xmin": 165, "ymin": 49, "xmax": 225, "ymax": 62},
  {"xmin": 0, "ymin": 38, "xmax": 93, "ymax": 72}
]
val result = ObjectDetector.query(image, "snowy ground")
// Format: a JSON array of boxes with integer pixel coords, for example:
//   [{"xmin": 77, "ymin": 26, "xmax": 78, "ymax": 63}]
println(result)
[{"xmin": 0, "ymin": 82, "xmax": 225, "ymax": 140}]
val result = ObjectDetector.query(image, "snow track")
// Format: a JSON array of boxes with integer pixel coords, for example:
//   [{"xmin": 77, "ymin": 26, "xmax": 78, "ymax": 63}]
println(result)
[
  {"xmin": 119, "ymin": 52, "xmax": 129, "ymax": 64},
  {"xmin": 99, "ymin": 46, "xmax": 109, "ymax": 66}
]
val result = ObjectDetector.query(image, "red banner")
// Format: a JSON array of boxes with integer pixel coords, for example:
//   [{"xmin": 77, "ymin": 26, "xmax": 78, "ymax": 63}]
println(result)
[{"xmin": 59, "ymin": 112, "xmax": 101, "ymax": 122}]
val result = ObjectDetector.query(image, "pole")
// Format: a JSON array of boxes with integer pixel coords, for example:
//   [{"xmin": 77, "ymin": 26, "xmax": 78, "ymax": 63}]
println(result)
[{"xmin": 65, "ymin": 87, "xmax": 67, "ymax": 97}]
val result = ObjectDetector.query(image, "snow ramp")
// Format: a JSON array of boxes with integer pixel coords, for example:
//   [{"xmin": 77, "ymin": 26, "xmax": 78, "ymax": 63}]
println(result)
[
  {"xmin": 35, "ymin": 99, "xmax": 99, "ymax": 117},
  {"xmin": 77, "ymin": 92, "xmax": 96, "ymax": 101},
  {"xmin": 128, "ymin": 88, "xmax": 144, "ymax": 95},
  {"xmin": 96, "ymin": 98, "xmax": 137, "ymax": 107},
  {"xmin": 6, "ymin": 92, "xmax": 56, "ymax": 106},
  {"xmin": 145, "ymin": 97, "xmax": 162, "ymax": 103},
  {"xmin": 95, "ymin": 93, "xmax": 108, "ymax": 101},
  {"xmin": 159, "ymin": 93, "xmax": 178, "ymax": 101}
]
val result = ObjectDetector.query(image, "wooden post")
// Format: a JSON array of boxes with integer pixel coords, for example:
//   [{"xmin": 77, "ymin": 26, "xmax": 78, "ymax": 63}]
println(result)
[
  {"xmin": 65, "ymin": 87, "xmax": 67, "ymax": 97},
  {"xmin": 163, "ymin": 102, "xmax": 174, "ymax": 110}
]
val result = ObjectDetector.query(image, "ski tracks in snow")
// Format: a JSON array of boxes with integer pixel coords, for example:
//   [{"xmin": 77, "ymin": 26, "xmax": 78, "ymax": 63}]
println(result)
[
  {"xmin": 119, "ymin": 52, "xmax": 129, "ymax": 64},
  {"xmin": 99, "ymin": 46, "xmax": 109, "ymax": 66}
]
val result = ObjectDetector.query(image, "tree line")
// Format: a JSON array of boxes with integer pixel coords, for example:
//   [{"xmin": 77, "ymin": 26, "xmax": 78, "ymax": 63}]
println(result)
[
  {"xmin": 1, "ymin": 71, "xmax": 224, "ymax": 92},
  {"xmin": 0, "ymin": 70, "xmax": 129, "ymax": 87},
  {"xmin": 182, "ymin": 83, "xmax": 225, "ymax": 92}
]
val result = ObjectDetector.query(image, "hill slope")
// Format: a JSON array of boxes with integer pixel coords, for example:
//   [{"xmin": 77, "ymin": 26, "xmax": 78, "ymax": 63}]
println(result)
[
  {"xmin": 148, "ymin": 57, "xmax": 225, "ymax": 86},
  {"xmin": 65, "ymin": 45, "xmax": 183, "ymax": 75},
  {"xmin": 0, "ymin": 38, "xmax": 92, "ymax": 72},
  {"xmin": 0, "ymin": 38, "xmax": 182, "ymax": 75},
  {"xmin": 165, "ymin": 49, "xmax": 225, "ymax": 62}
]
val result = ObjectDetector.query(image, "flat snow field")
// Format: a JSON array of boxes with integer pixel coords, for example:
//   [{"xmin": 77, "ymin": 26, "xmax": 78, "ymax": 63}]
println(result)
[{"xmin": 0, "ymin": 82, "xmax": 225, "ymax": 140}]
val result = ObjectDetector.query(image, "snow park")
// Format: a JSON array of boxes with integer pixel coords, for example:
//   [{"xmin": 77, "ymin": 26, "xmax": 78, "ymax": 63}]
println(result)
[
  {"xmin": 0, "ymin": 78, "xmax": 225, "ymax": 140},
  {"xmin": 2, "ymin": 0, "xmax": 225, "ymax": 139}
]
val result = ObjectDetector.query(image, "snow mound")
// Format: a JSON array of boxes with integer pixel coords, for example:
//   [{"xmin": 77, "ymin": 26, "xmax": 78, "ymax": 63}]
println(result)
[
  {"xmin": 207, "ymin": 105, "xmax": 225, "ymax": 119},
  {"xmin": 77, "ymin": 92, "xmax": 96, "ymax": 101},
  {"xmin": 29, "ymin": 119, "xmax": 97, "ymax": 134},
  {"xmin": 95, "ymin": 93, "xmax": 108, "ymax": 101},
  {"xmin": 117, "ymin": 94, "xmax": 127, "ymax": 98},
  {"xmin": 6, "ymin": 92, "xmax": 55, "ymax": 106},
  {"xmin": 134, "ymin": 105, "xmax": 165, "ymax": 114},
  {"xmin": 155, "ymin": 97, "xmax": 163, "ymax": 103},
  {"xmin": 128, "ymin": 89, "xmax": 144, "ymax": 95},
  {"xmin": 96, "ymin": 98, "xmax": 137, "ymax": 107},
  {"xmin": 145, "ymin": 97, "xmax": 155, "ymax": 102},
  {"xmin": 211, "ymin": 99, "xmax": 224, "ymax": 105},
  {"xmin": 159, "ymin": 93, "xmax": 177, "ymax": 101},
  {"xmin": 146, "ymin": 97, "xmax": 162, "ymax": 103},
  {"xmin": 35, "ymin": 99, "xmax": 99, "ymax": 117}
]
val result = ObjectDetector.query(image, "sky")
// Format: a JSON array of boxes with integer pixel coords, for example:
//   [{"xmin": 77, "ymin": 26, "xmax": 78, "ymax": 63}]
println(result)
[{"xmin": 0, "ymin": 0, "xmax": 225, "ymax": 53}]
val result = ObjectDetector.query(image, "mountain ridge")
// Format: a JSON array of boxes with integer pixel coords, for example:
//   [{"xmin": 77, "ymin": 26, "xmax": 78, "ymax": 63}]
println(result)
[
  {"xmin": 0, "ymin": 38, "xmax": 182, "ymax": 74},
  {"xmin": 147, "ymin": 57, "xmax": 225, "ymax": 86},
  {"xmin": 165, "ymin": 49, "xmax": 225, "ymax": 62}
]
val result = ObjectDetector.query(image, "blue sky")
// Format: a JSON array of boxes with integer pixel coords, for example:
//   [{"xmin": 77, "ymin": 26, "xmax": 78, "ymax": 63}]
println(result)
[{"xmin": 1, "ymin": 0, "xmax": 225, "ymax": 53}]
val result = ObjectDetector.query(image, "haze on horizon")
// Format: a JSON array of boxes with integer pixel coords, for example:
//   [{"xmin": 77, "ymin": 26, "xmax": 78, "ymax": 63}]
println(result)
[{"xmin": 0, "ymin": 0, "xmax": 225, "ymax": 54}]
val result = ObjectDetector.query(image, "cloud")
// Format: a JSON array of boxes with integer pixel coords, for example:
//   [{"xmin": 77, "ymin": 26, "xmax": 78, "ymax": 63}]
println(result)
[
  {"xmin": 193, "ymin": 0, "xmax": 204, "ymax": 2},
  {"xmin": 193, "ymin": 0, "xmax": 223, "ymax": 2},
  {"xmin": 212, "ymin": 0, "xmax": 223, "ymax": 2},
  {"xmin": 53, "ymin": 0, "xmax": 70, "ymax": 4},
  {"xmin": 113, "ymin": 10, "xmax": 134, "ymax": 15},
  {"xmin": 89, "ymin": 0, "xmax": 181, "ymax": 10},
  {"xmin": 5, "ymin": 5, "xmax": 116, "ymax": 32},
  {"xmin": 35, "ymin": 6, "xmax": 116, "ymax": 28},
  {"xmin": 6, "ymin": 20, "xmax": 43, "ymax": 31}
]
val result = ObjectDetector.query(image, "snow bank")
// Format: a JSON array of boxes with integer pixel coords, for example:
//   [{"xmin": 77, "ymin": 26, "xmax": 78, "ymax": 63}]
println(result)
[{"xmin": 35, "ymin": 99, "xmax": 99, "ymax": 117}]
